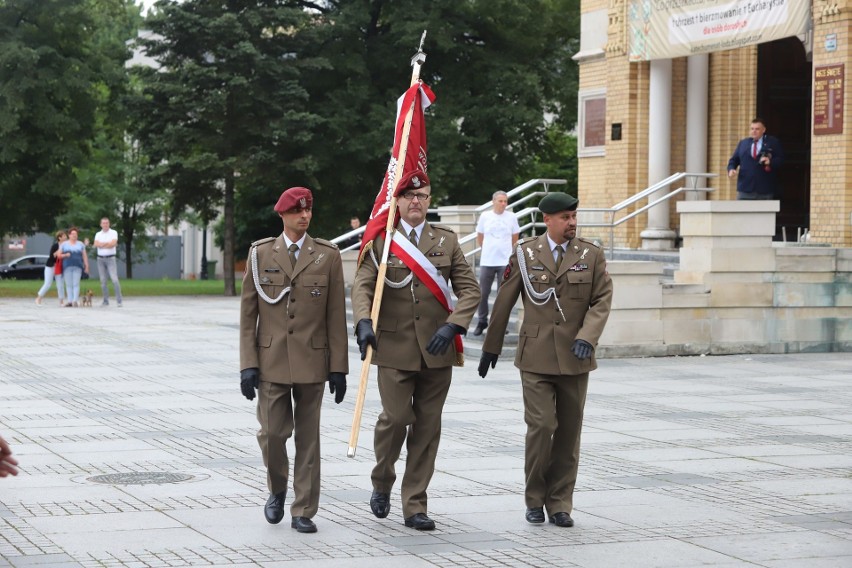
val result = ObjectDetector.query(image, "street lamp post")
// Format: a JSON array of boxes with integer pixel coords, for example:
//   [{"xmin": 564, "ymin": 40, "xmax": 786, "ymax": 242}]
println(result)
[{"xmin": 200, "ymin": 223, "xmax": 208, "ymax": 280}]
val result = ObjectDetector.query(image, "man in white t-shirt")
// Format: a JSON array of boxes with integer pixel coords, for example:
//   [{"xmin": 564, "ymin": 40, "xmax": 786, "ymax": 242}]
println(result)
[
  {"xmin": 473, "ymin": 191, "xmax": 520, "ymax": 336},
  {"xmin": 93, "ymin": 217, "xmax": 123, "ymax": 307}
]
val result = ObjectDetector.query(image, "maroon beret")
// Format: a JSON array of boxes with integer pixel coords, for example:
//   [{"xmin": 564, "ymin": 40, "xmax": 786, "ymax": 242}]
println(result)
[
  {"xmin": 274, "ymin": 186, "xmax": 313, "ymax": 213},
  {"xmin": 395, "ymin": 170, "xmax": 430, "ymax": 195}
]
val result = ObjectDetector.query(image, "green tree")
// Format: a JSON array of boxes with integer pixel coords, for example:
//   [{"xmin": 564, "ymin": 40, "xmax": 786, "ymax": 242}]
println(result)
[
  {"xmin": 298, "ymin": 0, "xmax": 580, "ymax": 236},
  {"xmin": 130, "ymin": 0, "xmax": 329, "ymax": 295},
  {"xmin": 0, "ymin": 0, "xmax": 135, "ymax": 234}
]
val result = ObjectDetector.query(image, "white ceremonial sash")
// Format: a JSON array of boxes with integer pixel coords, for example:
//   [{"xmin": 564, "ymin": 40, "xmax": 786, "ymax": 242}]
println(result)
[{"xmin": 389, "ymin": 230, "xmax": 463, "ymax": 357}]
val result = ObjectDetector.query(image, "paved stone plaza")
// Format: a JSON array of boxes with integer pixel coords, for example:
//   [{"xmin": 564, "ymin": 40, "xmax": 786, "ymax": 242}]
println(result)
[{"xmin": 1, "ymin": 296, "xmax": 850, "ymax": 567}]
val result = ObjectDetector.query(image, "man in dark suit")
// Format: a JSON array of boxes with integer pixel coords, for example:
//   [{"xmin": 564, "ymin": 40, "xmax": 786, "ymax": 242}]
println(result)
[
  {"xmin": 239, "ymin": 186, "xmax": 349, "ymax": 534},
  {"xmin": 727, "ymin": 117, "xmax": 784, "ymax": 200},
  {"xmin": 351, "ymin": 171, "xmax": 480, "ymax": 531},
  {"xmin": 478, "ymin": 192, "xmax": 613, "ymax": 528}
]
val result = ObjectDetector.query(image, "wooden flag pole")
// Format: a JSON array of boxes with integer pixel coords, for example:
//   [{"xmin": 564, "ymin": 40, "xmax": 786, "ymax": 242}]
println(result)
[{"xmin": 348, "ymin": 32, "xmax": 427, "ymax": 458}]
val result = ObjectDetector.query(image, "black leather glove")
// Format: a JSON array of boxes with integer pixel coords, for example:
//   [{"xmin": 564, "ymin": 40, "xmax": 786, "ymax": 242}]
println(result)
[
  {"xmin": 478, "ymin": 352, "xmax": 498, "ymax": 378},
  {"xmin": 572, "ymin": 339, "xmax": 593, "ymax": 360},
  {"xmin": 355, "ymin": 318, "xmax": 377, "ymax": 361},
  {"xmin": 240, "ymin": 368, "xmax": 259, "ymax": 400},
  {"xmin": 328, "ymin": 372, "xmax": 347, "ymax": 404},
  {"xmin": 426, "ymin": 323, "xmax": 465, "ymax": 356}
]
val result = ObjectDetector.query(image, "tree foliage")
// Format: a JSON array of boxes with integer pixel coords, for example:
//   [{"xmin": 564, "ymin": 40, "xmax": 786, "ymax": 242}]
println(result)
[
  {"xmin": 130, "ymin": 0, "xmax": 329, "ymax": 294},
  {"xmin": 0, "ymin": 0, "xmax": 135, "ymax": 234},
  {"xmin": 297, "ymin": 0, "xmax": 580, "ymax": 239}
]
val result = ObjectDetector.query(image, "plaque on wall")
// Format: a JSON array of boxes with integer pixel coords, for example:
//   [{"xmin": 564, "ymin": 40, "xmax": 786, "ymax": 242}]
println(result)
[{"xmin": 814, "ymin": 64, "xmax": 844, "ymax": 135}]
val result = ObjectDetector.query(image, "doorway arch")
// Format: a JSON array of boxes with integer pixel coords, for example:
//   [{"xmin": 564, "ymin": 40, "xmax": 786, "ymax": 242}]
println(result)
[{"xmin": 757, "ymin": 36, "xmax": 812, "ymax": 240}]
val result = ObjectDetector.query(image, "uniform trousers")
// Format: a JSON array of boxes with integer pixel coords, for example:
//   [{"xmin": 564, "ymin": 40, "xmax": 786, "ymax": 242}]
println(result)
[
  {"xmin": 372, "ymin": 364, "xmax": 452, "ymax": 518},
  {"xmin": 521, "ymin": 370, "xmax": 589, "ymax": 515},
  {"xmin": 256, "ymin": 380, "xmax": 324, "ymax": 518}
]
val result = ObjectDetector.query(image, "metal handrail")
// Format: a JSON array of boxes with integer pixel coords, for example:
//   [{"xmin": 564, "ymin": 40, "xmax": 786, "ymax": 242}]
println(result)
[{"xmin": 577, "ymin": 172, "xmax": 716, "ymax": 256}]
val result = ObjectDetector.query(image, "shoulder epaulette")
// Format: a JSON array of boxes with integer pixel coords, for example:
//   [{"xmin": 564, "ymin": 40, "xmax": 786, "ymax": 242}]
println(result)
[
  {"xmin": 313, "ymin": 238, "xmax": 338, "ymax": 249},
  {"xmin": 251, "ymin": 236, "xmax": 277, "ymax": 247},
  {"xmin": 518, "ymin": 236, "xmax": 538, "ymax": 245},
  {"xmin": 577, "ymin": 237, "xmax": 602, "ymax": 248},
  {"xmin": 429, "ymin": 223, "xmax": 455, "ymax": 233}
]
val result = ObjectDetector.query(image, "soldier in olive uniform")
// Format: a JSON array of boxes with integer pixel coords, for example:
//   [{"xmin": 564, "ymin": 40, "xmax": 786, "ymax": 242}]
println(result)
[
  {"xmin": 478, "ymin": 192, "xmax": 612, "ymax": 528},
  {"xmin": 239, "ymin": 186, "xmax": 349, "ymax": 534},
  {"xmin": 351, "ymin": 172, "xmax": 480, "ymax": 531}
]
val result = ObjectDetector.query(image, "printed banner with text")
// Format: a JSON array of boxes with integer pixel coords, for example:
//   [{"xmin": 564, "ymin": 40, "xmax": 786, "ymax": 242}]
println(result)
[{"xmin": 629, "ymin": 0, "xmax": 811, "ymax": 61}]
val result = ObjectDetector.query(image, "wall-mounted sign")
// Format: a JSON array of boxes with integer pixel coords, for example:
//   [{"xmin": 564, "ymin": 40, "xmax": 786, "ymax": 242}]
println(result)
[
  {"xmin": 825, "ymin": 33, "xmax": 837, "ymax": 52},
  {"xmin": 814, "ymin": 64, "xmax": 844, "ymax": 135}
]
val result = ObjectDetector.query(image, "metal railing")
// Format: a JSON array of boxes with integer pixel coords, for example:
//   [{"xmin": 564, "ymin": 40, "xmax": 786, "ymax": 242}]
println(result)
[
  {"xmin": 459, "ymin": 179, "xmax": 568, "ymax": 263},
  {"xmin": 331, "ymin": 173, "xmax": 715, "ymax": 259},
  {"xmin": 578, "ymin": 172, "xmax": 716, "ymax": 256}
]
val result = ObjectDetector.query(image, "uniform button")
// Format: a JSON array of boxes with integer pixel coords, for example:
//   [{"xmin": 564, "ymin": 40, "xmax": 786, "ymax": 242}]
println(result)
[
  {"xmin": 414, "ymin": 283, "xmax": 419, "ymax": 287},
  {"xmin": 291, "ymin": 298, "xmax": 296, "ymax": 303},
  {"xmin": 556, "ymin": 322, "xmax": 560, "ymax": 325},
  {"xmin": 288, "ymin": 330, "xmax": 293, "ymax": 334},
  {"xmin": 289, "ymin": 314, "xmax": 295, "ymax": 319},
  {"xmin": 415, "ymin": 299, "xmax": 420, "ymax": 304},
  {"xmin": 415, "ymin": 316, "xmax": 420, "ymax": 320},
  {"xmin": 292, "ymin": 280, "xmax": 297, "ymax": 285}
]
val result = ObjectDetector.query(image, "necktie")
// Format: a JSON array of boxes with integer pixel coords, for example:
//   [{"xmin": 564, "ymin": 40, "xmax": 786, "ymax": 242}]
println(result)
[
  {"xmin": 555, "ymin": 244, "xmax": 564, "ymax": 269},
  {"xmin": 752, "ymin": 140, "xmax": 757, "ymax": 159},
  {"xmin": 408, "ymin": 229, "xmax": 417, "ymax": 246},
  {"xmin": 288, "ymin": 243, "xmax": 299, "ymax": 269}
]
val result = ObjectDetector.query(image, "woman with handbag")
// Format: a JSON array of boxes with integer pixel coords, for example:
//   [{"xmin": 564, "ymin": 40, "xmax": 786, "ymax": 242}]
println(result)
[{"xmin": 35, "ymin": 231, "xmax": 67, "ymax": 306}]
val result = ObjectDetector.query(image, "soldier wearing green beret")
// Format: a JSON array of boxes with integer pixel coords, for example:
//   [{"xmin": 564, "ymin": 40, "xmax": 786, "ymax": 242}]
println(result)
[{"xmin": 478, "ymin": 191, "xmax": 613, "ymax": 528}]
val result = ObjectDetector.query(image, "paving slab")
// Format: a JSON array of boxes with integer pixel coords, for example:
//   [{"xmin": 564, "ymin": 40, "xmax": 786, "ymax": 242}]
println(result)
[{"xmin": 1, "ymin": 296, "xmax": 850, "ymax": 567}]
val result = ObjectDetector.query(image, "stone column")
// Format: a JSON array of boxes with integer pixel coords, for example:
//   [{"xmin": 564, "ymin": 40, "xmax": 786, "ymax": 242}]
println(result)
[
  {"xmin": 686, "ymin": 54, "xmax": 709, "ymax": 201},
  {"xmin": 641, "ymin": 58, "xmax": 677, "ymax": 249}
]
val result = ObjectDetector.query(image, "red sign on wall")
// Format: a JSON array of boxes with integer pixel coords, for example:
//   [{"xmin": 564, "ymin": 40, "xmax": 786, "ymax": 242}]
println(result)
[{"xmin": 814, "ymin": 64, "xmax": 844, "ymax": 135}]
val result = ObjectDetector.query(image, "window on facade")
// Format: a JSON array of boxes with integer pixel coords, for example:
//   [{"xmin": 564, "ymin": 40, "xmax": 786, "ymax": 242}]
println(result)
[{"xmin": 578, "ymin": 89, "xmax": 606, "ymax": 157}]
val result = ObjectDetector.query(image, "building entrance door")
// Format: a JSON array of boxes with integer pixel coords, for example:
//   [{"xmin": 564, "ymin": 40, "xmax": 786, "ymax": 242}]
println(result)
[{"xmin": 757, "ymin": 36, "xmax": 812, "ymax": 241}]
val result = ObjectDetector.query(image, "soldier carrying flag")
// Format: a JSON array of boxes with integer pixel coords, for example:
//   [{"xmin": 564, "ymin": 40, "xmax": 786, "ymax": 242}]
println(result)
[{"xmin": 349, "ymin": 34, "xmax": 480, "ymax": 531}]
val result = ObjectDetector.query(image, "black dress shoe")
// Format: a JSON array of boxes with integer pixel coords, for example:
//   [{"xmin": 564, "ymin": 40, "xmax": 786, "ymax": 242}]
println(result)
[
  {"xmin": 291, "ymin": 516, "xmax": 317, "ymax": 533},
  {"xmin": 370, "ymin": 491, "xmax": 390, "ymax": 519},
  {"xmin": 548, "ymin": 512, "xmax": 574, "ymax": 527},
  {"xmin": 525, "ymin": 507, "xmax": 545, "ymax": 524},
  {"xmin": 472, "ymin": 322, "xmax": 487, "ymax": 336},
  {"xmin": 404, "ymin": 513, "xmax": 436, "ymax": 530},
  {"xmin": 264, "ymin": 491, "xmax": 286, "ymax": 524}
]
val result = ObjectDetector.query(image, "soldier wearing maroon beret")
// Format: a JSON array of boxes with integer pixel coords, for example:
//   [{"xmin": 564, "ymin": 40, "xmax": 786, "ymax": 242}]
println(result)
[
  {"xmin": 239, "ymin": 186, "xmax": 349, "ymax": 534},
  {"xmin": 351, "ymin": 170, "xmax": 481, "ymax": 531}
]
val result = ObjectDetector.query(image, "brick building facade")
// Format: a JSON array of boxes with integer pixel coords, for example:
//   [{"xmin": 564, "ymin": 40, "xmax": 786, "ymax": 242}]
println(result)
[{"xmin": 577, "ymin": 1, "xmax": 852, "ymax": 248}]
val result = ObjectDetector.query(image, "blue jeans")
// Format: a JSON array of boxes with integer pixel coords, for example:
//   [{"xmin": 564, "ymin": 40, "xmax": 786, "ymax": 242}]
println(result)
[
  {"xmin": 97, "ymin": 256, "xmax": 122, "ymax": 304},
  {"xmin": 63, "ymin": 266, "xmax": 83, "ymax": 303},
  {"xmin": 37, "ymin": 266, "xmax": 65, "ymax": 301}
]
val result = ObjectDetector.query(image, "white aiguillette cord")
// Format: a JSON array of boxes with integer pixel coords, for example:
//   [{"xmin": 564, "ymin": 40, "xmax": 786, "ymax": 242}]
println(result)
[{"xmin": 251, "ymin": 245, "xmax": 291, "ymax": 305}]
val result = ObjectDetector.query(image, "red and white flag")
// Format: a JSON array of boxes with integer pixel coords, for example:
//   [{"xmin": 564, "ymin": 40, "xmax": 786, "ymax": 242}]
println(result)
[{"xmin": 359, "ymin": 82, "xmax": 435, "ymax": 263}]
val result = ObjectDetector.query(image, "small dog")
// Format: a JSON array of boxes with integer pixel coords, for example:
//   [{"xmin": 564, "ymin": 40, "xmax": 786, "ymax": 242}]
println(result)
[{"xmin": 81, "ymin": 290, "xmax": 94, "ymax": 307}]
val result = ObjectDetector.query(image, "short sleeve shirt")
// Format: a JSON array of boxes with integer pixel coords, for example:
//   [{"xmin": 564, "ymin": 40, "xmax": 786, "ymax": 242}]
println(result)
[
  {"xmin": 94, "ymin": 228, "xmax": 118, "ymax": 257},
  {"xmin": 476, "ymin": 210, "xmax": 520, "ymax": 267}
]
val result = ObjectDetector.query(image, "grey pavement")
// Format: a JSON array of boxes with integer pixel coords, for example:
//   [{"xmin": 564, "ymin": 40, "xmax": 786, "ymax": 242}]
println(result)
[{"xmin": 1, "ymin": 296, "xmax": 851, "ymax": 567}]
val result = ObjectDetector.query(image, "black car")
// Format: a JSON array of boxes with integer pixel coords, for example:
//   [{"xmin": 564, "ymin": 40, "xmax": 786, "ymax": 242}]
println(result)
[{"xmin": 0, "ymin": 255, "xmax": 50, "ymax": 280}]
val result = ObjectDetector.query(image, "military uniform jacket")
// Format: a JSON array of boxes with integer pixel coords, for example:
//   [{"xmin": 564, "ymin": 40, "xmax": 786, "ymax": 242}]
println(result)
[
  {"xmin": 240, "ymin": 234, "xmax": 349, "ymax": 383},
  {"xmin": 351, "ymin": 223, "xmax": 481, "ymax": 371},
  {"xmin": 483, "ymin": 234, "xmax": 613, "ymax": 375}
]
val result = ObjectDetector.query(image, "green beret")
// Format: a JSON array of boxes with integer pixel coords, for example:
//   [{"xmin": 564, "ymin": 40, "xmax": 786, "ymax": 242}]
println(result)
[{"xmin": 538, "ymin": 192, "xmax": 578, "ymax": 213}]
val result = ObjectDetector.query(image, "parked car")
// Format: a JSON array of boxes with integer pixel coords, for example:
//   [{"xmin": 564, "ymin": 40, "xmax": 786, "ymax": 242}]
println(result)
[{"xmin": 0, "ymin": 255, "xmax": 50, "ymax": 280}]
